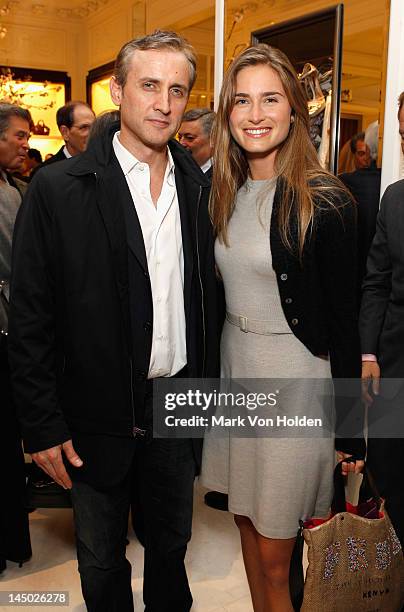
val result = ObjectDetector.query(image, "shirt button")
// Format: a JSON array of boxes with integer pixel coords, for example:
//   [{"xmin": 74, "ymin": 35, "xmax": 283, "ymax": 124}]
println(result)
[
  {"xmin": 280, "ymin": 273, "xmax": 288, "ymax": 281},
  {"xmin": 156, "ymin": 296, "xmax": 162, "ymax": 303},
  {"xmin": 138, "ymin": 164, "xmax": 145, "ymax": 171},
  {"xmin": 285, "ymin": 298, "xmax": 293, "ymax": 304},
  {"xmin": 291, "ymin": 318, "xmax": 299, "ymax": 326}
]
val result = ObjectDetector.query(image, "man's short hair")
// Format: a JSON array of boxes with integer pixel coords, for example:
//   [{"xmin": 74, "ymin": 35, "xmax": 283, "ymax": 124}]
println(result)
[
  {"xmin": 181, "ymin": 108, "xmax": 216, "ymax": 137},
  {"xmin": 350, "ymin": 132, "xmax": 366, "ymax": 154},
  {"xmin": 114, "ymin": 30, "xmax": 197, "ymax": 90},
  {"xmin": 398, "ymin": 92, "xmax": 404, "ymax": 118},
  {"xmin": 27, "ymin": 148, "xmax": 42, "ymax": 163},
  {"xmin": 0, "ymin": 102, "xmax": 32, "ymax": 139},
  {"xmin": 56, "ymin": 101, "xmax": 93, "ymax": 129}
]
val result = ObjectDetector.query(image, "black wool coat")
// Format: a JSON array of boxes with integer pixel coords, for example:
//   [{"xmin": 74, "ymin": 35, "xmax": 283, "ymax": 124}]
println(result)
[
  {"xmin": 8, "ymin": 125, "xmax": 220, "ymax": 473},
  {"xmin": 269, "ymin": 179, "xmax": 365, "ymax": 457},
  {"xmin": 360, "ymin": 179, "xmax": 404, "ymax": 380}
]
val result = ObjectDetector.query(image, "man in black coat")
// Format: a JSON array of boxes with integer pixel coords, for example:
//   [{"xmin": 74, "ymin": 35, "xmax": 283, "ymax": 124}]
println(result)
[
  {"xmin": 9, "ymin": 31, "xmax": 219, "ymax": 612},
  {"xmin": 360, "ymin": 177, "xmax": 404, "ymax": 547},
  {"xmin": 31, "ymin": 101, "xmax": 95, "ymax": 177}
]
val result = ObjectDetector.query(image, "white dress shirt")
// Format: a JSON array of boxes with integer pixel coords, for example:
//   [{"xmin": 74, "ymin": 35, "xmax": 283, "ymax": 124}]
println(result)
[
  {"xmin": 200, "ymin": 158, "xmax": 212, "ymax": 174},
  {"xmin": 113, "ymin": 132, "xmax": 186, "ymax": 378},
  {"xmin": 63, "ymin": 145, "xmax": 72, "ymax": 159}
]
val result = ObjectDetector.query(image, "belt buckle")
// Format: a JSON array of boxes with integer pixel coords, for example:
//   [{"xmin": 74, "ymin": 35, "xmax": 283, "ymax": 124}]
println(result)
[{"xmin": 239, "ymin": 316, "xmax": 248, "ymax": 333}]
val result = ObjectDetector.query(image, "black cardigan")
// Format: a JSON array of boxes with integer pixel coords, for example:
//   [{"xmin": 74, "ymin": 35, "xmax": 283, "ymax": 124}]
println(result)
[{"xmin": 269, "ymin": 179, "xmax": 365, "ymax": 457}]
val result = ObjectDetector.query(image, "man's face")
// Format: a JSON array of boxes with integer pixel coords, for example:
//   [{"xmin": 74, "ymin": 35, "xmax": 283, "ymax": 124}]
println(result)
[
  {"xmin": 110, "ymin": 49, "xmax": 191, "ymax": 155},
  {"xmin": 399, "ymin": 107, "xmax": 404, "ymax": 155},
  {"xmin": 60, "ymin": 104, "xmax": 95, "ymax": 156},
  {"xmin": 0, "ymin": 115, "xmax": 30, "ymax": 171},
  {"xmin": 178, "ymin": 119, "xmax": 212, "ymax": 167},
  {"xmin": 354, "ymin": 139, "xmax": 371, "ymax": 169}
]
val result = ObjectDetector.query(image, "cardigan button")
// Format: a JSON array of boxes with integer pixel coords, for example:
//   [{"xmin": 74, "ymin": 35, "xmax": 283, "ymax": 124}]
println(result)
[
  {"xmin": 291, "ymin": 318, "xmax": 299, "ymax": 326},
  {"xmin": 285, "ymin": 298, "xmax": 293, "ymax": 304},
  {"xmin": 280, "ymin": 273, "xmax": 288, "ymax": 281}
]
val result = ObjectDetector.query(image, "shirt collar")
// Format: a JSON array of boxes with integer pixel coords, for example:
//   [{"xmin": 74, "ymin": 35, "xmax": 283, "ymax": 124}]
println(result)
[
  {"xmin": 200, "ymin": 158, "xmax": 212, "ymax": 174},
  {"xmin": 113, "ymin": 131, "xmax": 175, "ymax": 184},
  {"xmin": 63, "ymin": 145, "xmax": 72, "ymax": 159}
]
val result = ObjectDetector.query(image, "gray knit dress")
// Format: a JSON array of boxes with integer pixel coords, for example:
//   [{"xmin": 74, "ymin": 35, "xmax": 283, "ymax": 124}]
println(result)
[{"xmin": 201, "ymin": 177, "xmax": 335, "ymax": 539}]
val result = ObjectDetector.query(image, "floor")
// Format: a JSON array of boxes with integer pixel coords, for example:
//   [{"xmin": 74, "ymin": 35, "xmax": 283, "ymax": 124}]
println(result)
[
  {"xmin": 0, "ymin": 483, "xmax": 257, "ymax": 612},
  {"xmin": 1, "ymin": 469, "xmax": 360, "ymax": 612}
]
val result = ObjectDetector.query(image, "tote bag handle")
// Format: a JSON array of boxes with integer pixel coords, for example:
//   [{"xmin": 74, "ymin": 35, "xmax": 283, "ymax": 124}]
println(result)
[{"xmin": 331, "ymin": 457, "xmax": 382, "ymax": 514}]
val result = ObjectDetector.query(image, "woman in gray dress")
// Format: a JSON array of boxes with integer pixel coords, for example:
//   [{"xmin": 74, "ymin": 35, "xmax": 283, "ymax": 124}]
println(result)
[{"xmin": 201, "ymin": 45, "xmax": 365, "ymax": 611}]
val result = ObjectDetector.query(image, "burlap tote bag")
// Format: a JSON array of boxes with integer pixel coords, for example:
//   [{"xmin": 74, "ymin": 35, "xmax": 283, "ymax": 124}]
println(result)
[{"xmin": 291, "ymin": 461, "xmax": 404, "ymax": 612}]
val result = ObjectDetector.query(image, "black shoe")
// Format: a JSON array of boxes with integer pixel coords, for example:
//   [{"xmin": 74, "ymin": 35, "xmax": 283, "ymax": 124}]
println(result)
[{"xmin": 204, "ymin": 491, "xmax": 228, "ymax": 512}]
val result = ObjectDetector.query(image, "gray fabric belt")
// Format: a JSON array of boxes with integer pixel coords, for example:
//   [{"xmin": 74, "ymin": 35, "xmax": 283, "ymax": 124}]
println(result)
[{"xmin": 225, "ymin": 311, "xmax": 291, "ymax": 335}]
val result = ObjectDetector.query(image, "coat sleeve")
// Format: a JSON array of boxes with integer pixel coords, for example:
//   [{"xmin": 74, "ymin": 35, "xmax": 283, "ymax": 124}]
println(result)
[
  {"xmin": 200, "ymin": 189, "xmax": 222, "ymax": 379},
  {"xmin": 359, "ymin": 187, "xmax": 392, "ymax": 355},
  {"xmin": 8, "ymin": 173, "xmax": 71, "ymax": 453},
  {"xmin": 316, "ymin": 195, "xmax": 361, "ymax": 378},
  {"xmin": 316, "ymin": 194, "xmax": 365, "ymax": 458}
]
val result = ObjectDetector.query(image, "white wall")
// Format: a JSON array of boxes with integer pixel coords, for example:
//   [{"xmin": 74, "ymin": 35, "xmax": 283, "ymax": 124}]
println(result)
[{"xmin": 380, "ymin": 0, "xmax": 404, "ymax": 195}]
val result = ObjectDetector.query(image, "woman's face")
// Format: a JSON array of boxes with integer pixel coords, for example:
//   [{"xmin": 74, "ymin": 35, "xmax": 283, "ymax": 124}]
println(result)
[{"xmin": 229, "ymin": 64, "xmax": 293, "ymax": 165}]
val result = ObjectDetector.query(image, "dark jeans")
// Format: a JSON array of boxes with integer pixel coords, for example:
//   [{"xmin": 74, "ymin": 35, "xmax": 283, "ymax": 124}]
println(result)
[{"xmin": 71, "ymin": 437, "xmax": 196, "ymax": 612}]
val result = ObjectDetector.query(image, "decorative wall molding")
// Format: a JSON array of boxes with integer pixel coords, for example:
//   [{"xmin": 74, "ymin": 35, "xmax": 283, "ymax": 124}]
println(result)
[
  {"xmin": 8, "ymin": 0, "xmax": 113, "ymax": 22},
  {"xmin": 0, "ymin": 22, "xmax": 67, "ymax": 68}
]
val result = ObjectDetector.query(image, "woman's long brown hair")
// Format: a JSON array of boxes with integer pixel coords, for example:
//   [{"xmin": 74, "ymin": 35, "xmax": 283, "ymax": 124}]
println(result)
[{"xmin": 210, "ymin": 44, "xmax": 348, "ymax": 257}]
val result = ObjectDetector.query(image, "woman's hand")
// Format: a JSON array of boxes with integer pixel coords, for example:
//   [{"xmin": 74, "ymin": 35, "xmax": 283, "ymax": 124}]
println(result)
[
  {"xmin": 336, "ymin": 452, "xmax": 365, "ymax": 476},
  {"xmin": 361, "ymin": 360, "xmax": 380, "ymax": 407}
]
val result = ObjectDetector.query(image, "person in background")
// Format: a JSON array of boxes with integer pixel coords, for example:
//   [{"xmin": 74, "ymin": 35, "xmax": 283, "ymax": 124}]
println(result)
[
  {"xmin": 338, "ymin": 138, "xmax": 356, "ymax": 174},
  {"xmin": 25, "ymin": 148, "xmax": 42, "ymax": 176},
  {"xmin": 8, "ymin": 30, "xmax": 219, "ymax": 612},
  {"xmin": 360, "ymin": 90, "xmax": 404, "ymax": 549},
  {"xmin": 87, "ymin": 109, "xmax": 120, "ymax": 143},
  {"xmin": 201, "ymin": 44, "xmax": 365, "ymax": 612},
  {"xmin": 178, "ymin": 107, "xmax": 215, "ymax": 177},
  {"xmin": 31, "ymin": 101, "xmax": 95, "ymax": 177},
  {"xmin": 364, "ymin": 120, "xmax": 379, "ymax": 164},
  {"xmin": 15, "ymin": 148, "xmax": 42, "ymax": 183},
  {"xmin": 0, "ymin": 102, "xmax": 32, "ymax": 573},
  {"xmin": 350, "ymin": 131, "xmax": 371, "ymax": 170},
  {"xmin": 340, "ymin": 126, "xmax": 381, "ymax": 303}
]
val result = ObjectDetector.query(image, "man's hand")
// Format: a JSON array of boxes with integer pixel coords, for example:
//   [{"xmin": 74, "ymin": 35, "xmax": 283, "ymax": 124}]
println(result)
[
  {"xmin": 361, "ymin": 360, "xmax": 380, "ymax": 407},
  {"xmin": 336, "ymin": 452, "xmax": 365, "ymax": 477},
  {"xmin": 31, "ymin": 440, "xmax": 83, "ymax": 489}
]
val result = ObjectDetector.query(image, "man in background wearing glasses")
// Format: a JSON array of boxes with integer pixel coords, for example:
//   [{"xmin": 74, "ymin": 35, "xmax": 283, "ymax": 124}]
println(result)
[{"xmin": 32, "ymin": 101, "xmax": 95, "ymax": 176}]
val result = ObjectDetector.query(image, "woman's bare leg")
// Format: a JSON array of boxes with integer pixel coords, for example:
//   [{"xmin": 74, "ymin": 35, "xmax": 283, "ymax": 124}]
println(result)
[
  {"xmin": 234, "ymin": 514, "xmax": 296, "ymax": 612},
  {"xmin": 256, "ymin": 534, "xmax": 296, "ymax": 612},
  {"xmin": 234, "ymin": 514, "xmax": 265, "ymax": 612}
]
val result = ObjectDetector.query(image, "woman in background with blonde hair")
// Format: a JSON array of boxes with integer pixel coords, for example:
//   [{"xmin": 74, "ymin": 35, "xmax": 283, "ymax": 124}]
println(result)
[{"xmin": 201, "ymin": 44, "xmax": 364, "ymax": 611}]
